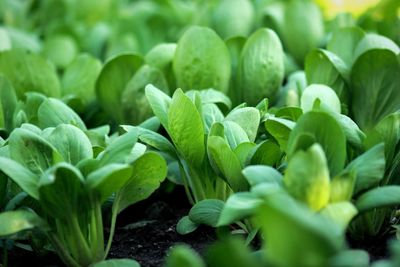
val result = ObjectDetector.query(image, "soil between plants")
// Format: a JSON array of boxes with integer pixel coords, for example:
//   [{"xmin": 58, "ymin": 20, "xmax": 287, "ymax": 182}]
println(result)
[{"xmin": 3, "ymin": 185, "xmax": 393, "ymax": 267}]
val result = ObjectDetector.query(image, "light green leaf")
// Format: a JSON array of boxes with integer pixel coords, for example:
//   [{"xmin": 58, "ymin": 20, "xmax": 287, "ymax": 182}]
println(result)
[
  {"xmin": 62, "ymin": 54, "xmax": 102, "ymax": 107},
  {"xmin": 330, "ymin": 172, "xmax": 356, "ymax": 203},
  {"xmin": 225, "ymin": 107, "xmax": 260, "ymax": 142},
  {"xmin": 164, "ymin": 245, "xmax": 205, "ymax": 267},
  {"xmin": 320, "ymin": 202, "xmax": 357, "ymax": 232},
  {"xmin": 0, "ymin": 49, "xmax": 61, "ymax": 98},
  {"xmin": 116, "ymin": 152, "xmax": 167, "ymax": 213},
  {"xmin": 238, "ymin": 28, "xmax": 284, "ymax": 105},
  {"xmin": 242, "ymin": 165, "xmax": 283, "ymax": 187},
  {"xmin": 0, "ymin": 210, "xmax": 44, "ymax": 236},
  {"xmin": 176, "ymin": 216, "xmax": 199, "ymax": 235},
  {"xmin": 218, "ymin": 192, "xmax": 262, "ymax": 226},
  {"xmin": 173, "ymin": 26, "xmax": 231, "ymax": 93},
  {"xmin": 284, "ymin": 144, "xmax": 330, "ymax": 211},
  {"xmin": 145, "ymin": 84, "xmax": 172, "ymax": 130},
  {"xmin": 98, "ymin": 130, "xmax": 138, "ymax": 166},
  {"xmin": 38, "ymin": 98, "xmax": 86, "ymax": 130},
  {"xmin": 207, "ymin": 136, "xmax": 248, "ymax": 192},
  {"xmin": 168, "ymin": 89, "xmax": 205, "ymax": 167},
  {"xmin": 48, "ymin": 124, "xmax": 93, "ymax": 165}
]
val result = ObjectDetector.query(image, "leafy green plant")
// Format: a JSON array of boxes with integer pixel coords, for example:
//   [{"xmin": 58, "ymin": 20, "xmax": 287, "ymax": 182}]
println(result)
[{"xmin": 0, "ymin": 124, "xmax": 167, "ymax": 266}]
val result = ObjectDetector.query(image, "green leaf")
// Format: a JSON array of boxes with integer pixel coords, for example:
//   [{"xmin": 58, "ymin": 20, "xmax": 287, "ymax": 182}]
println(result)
[
  {"xmin": 122, "ymin": 65, "xmax": 169, "ymax": 125},
  {"xmin": 176, "ymin": 216, "xmax": 199, "ymax": 235},
  {"xmin": 250, "ymin": 140, "xmax": 282, "ymax": 167},
  {"xmin": 145, "ymin": 43, "xmax": 176, "ymax": 70},
  {"xmin": 225, "ymin": 107, "xmax": 260, "ymax": 142},
  {"xmin": 92, "ymin": 259, "xmax": 140, "ymax": 267},
  {"xmin": 330, "ymin": 172, "xmax": 356, "ymax": 203},
  {"xmin": 207, "ymin": 136, "xmax": 248, "ymax": 192},
  {"xmin": 168, "ymin": 89, "xmax": 205, "ymax": 167},
  {"xmin": 212, "ymin": 0, "xmax": 254, "ymax": 39},
  {"xmin": 0, "ymin": 157, "xmax": 39, "ymax": 199},
  {"xmin": 86, "ymin": 163, "xmax": 132, "ymax": 203},
  {"xmin": 355, "ymin": 186, "xmax": 400, "ymax": 213},
  {"xmin": 354, "ymin": 34, "xmax": 400, "ymax": 61},
  {"xmin": 329, "ymin": 250, "xmax": 370, "ymax": 267},
  {"xmin": 345, "ymin": 144, "xmax": 386, "ymax": 194},
  {"xmin": 242, "ymin": 165, "xmax": 283, "ymax": 187},
  {"xmin": 320, "ymin": 202, "xmax": 357, "ymax": 232},
  {"xmin": 189, "ymin": 199, "xmax": 225, "ymax": 227},
  {"xmin": 194, "ymin": 88, "xmax": 232, "ymax": 109},
  {"xmin": 233, "ymin": 142, "xmax": 256, "ymax": 167},
  {"xmin": 62, "ymin": 54, "xmax": 102, "ymax": 107},
  {"xmin": 0, "ymin": 210, "xmax": 44, "ymax": 236},
  {"xmin": 8, "ymin": 128, "xmax": 61, "ymax": 175},
  {"xmin": 284, "ymin": 144, "xmax": 330, "ymax": 211},
  {"xmin": 98, "ymin": 130, "xmax": 138, "ymax": 166},
  {"xmin": 351, "ymin": 49, "xmax": 400, "ymax": 131},
  {"xmin": 282, "ymin": 0, "xmax": 324, "ymax": 65},
  {"xmin": 95, "ymin": 53, "xmax": 143, "ymax": 122},
  {"xmin": 365, "ymin": 112, "xmax": 400, "ymax": 164},
  {"xmin": 202, "ymin": 104, "xmax": 224, "ymax": 134},
  {"xmin": 226, "ymin": 36, "xmax": 246, "ymax": 105},
  {"xmin": 173, "ymin": 26, "xmax": 231, "ymax": 93},
  {"xmin": 257, "ymin": 191, "xmax": 343, "ymax": 267},
  {"xmin": 38, "ymin": 98, "xmax": 86, "ymax": 130},
  {"xmin": 164, "ymin": 245, "xmax": 205, "ymax": 267},
  {"xmin": 218, "ymin": 192, "xmax": 262, "ymax": 226},
  {"xmin": 305, "ymin": 50, "xmax": 349, "ymax": 108},
  {"xmin": 265, "ymin": 116, "xmax": 295, "ymax": 151},
  {"xmin": 0, "ymin": 49, "xmax": 61, "ymax": 98},
  {"xmin": 116, "ymin": 152, "xmax": 167, "ymax": 213},
  {"xmin": 327, "ymin": 26, "xmax": 366, "ymax": 67},
  {"xmin": 287, "ymin": 111, "xmax": 346, "ymax": 176},
  {"xmin": 300, "ymin": 84, "xmax": 341, "ymax": 114},
  {"xmin": 145, "ymin": 84, "xmax": 172, "ymax": 130},
  {"xmin": 39, "ymin": 163, "xmax": 85, "ymax": 219},
  {"xmin": 238, "ymin": 28, "xmax": 284, "ymax": 105},
  {"xmin": 43, "ymin": 34, "xmax": 78, "ymax": 69},
  {"xmin": 48, "ymin": 124, "xmax": 93, "ymax": 165},
  {"xmin": 0, "ymin": 75, "xmax": 17, "ymax": 132}
]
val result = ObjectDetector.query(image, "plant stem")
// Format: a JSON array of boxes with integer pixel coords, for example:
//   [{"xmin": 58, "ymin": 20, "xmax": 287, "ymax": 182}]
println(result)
[
  {"xmin": 47, "ymin": 233, "xmax": 80, "ymax": 267},
  {"xmin": 104, "ymin": 199, "xmax": 119, "ymax": 259}
]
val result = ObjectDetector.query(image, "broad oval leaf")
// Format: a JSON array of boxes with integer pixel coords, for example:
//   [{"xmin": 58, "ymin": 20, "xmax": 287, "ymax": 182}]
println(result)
[
  {"xmin": 145, "ymin": 84, "xmax": 172, "ymax": 130},
  {"xmin": 300, "ymin": 84, "xmax": 341, "ymax": 114},
  {"xmin": 116, "ymin": 152, "xmax": 167, "ymax": 213},
  {"xmin": 95, "ymin": 53, "xmax": 143, "ymax": 122},
  {"xmin": 351, "ymin": 49, "xmax": 400, "ymax": 131},
  {"xmin": 225, "ymin": 107, "xmax": 260, "ymax": 142},
  {"xmin": 92, "ymin": 259, "xmax": 140, "ymax": 267},
  {"xmin": 8, "ymin": 128, "xmax": 61, "ymax": 175},
  {"xmin": 173, "ymin": 26, "xmax": 231, "ymax": 93},
  {"xmin": 189, "ymin": 199, "xmax": 225, "ymax": 227},
  {"xmin": 48, "ymin": 124, "xmax": 93, "ymax": 165},
  {"xmin": 239, "ymin": 28, "xmax": 284, "ymax": 105},
  {"xmin": 38, "ymin": 98, "xmax": 86, "ymax": 130},
  {"xmin": 0, "ymin": 49, "xmax": 61, "ymax": 98}
]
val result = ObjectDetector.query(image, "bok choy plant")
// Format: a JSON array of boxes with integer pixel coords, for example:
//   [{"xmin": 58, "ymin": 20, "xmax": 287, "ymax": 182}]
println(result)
[{"xmin": 0, "ymin": 124, "xmax": 167, "ymax": 267}]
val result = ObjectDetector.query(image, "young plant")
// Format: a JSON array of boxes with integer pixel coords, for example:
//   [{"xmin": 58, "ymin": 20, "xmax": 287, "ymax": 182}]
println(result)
[{"xmin": 0, "ymin": 124, "xmax": 167, "ymax": 267}]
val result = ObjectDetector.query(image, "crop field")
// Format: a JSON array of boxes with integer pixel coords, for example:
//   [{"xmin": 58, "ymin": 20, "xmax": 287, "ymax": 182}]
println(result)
[{"xmin": 0, "ymin": 0, "xmax": 399, "ymax": 266}]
